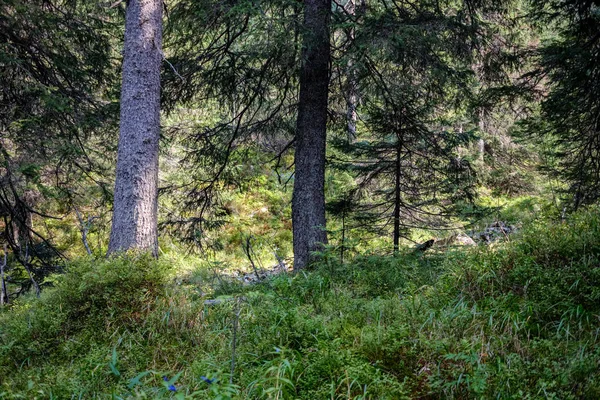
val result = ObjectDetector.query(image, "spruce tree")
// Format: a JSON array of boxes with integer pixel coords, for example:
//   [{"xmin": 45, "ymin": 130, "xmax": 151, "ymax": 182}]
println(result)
[
  {"xmin": 525, "ymin": 0, "xmax": 600, "ymax": 209},
  {"xmin": 108, "ymin": 0, "xmax": 163, "ymax": 256},
  {"xmin": 292, "ymin": 0, "xmax": 332, "ymax": 269},
  {"xmin": 1, "ymin": 0, "xmax": 120, "ymax": 290},
  {"xmin": 328, "ymin": 0, "xmax": 510, "ymax": 251}
]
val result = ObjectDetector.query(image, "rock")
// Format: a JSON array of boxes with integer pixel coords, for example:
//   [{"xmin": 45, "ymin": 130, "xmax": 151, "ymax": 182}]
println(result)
[
  {"xmin": 470, "ymin": 221, "xmax": 518, "ymax": 244},
  {"xmin": 432, "ymin": 233, "xmax": 477, "ymax": 248},
  {"xmin": 455, "ymin": 233, "xmax": 476, "ymax": 246}
]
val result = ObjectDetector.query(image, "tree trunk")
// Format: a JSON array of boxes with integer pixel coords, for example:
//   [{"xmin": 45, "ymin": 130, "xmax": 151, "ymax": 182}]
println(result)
[
  {"xmin": 292, "ymin": 0, "xmax": 331, "ymax": 270},
  {"xmin": 393, "ymin": 135, "xmax": 402, "ymax": 254},
  {"xmin": 345, "ymin": 0, "xmax": 358, "ymax": 142},
  {"xmin": 478, "ymin": 138, "xmax": 485, "ymax": 163},
  {"xmin": 478, "ymin": 109, "xmax": 485, "ymax": 163},
  {"xmin": 108, "ymin": 0, "xmax": 162, "ymax": 257},
  {"xmin": 344, "ymin": 0, "xmax": 365, "ymax": 143},
  {"xmin": 346, "ymin": 69, "xmax": 358, "ymax": 142},
  {"xmin": 12, "ymin": 195, "xmax": 32, "ymax": 250}
]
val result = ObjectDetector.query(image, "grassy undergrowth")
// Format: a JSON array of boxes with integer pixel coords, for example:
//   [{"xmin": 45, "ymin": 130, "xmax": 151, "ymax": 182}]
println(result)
[{"xmin": 1, "ymin": 210, "xmax": 600, "ymax": 399}]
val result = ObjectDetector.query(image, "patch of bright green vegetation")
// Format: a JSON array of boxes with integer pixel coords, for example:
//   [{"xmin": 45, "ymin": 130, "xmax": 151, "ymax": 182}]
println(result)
[{"xmin": 1, "ymin": 209, "xmax": 600, "ymax": 398}]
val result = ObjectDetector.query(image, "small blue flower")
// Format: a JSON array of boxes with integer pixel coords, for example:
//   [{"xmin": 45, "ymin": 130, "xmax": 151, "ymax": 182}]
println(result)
[
  {"xmin": 201, "ymin": 376, "xmax": 215, "ymax": 384},
  {"xmin": 162, "ymin": 376, "xmax": 169, "ymax": 382},
  {"xmin": 168, "ymin": 384, "xmax": 177, "ymax": 392}
]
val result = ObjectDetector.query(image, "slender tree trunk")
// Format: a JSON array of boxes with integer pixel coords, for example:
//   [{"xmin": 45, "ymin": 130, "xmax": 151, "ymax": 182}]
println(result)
[
  {"xmin": 393, "ymin": 135, "xmax": 402, "ymax": 254},
  {"xmin": 346, "ymin": 69, "xmax": 358, "ymax": 142},
  {"xmin": 108, "ymin": 0, "xmax": 163, "ymax": 256},
  {"xmin": 74, "ymin": 207, "xmax": 93, "ymax": 255},
  {"xmin": 11, "ymin": 189, "xmax": 34, "ymax": 250},
  {"xmin": 292, "ymin": 0, "xmax": 331, "ymax": 270},
  {"xmin": 345, "ymin": 0, "xmax": 358, "ymax": 142},
  {"xmin": 478, "ymin": 109, "xmax": 485, "ymax": 163},
  {"xmin": 345, "ymin": 0, "xmax": 364, "ymax": 143}
]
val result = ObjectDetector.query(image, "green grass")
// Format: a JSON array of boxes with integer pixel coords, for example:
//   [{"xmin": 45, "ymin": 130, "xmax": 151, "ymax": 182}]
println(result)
[{"xmin": 1, "ymin": 209, "xmax": 600, "ymax": 399}]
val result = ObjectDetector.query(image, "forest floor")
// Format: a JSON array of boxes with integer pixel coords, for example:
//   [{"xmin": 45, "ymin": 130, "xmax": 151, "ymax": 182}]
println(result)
[{"xmin": 1, "ymin": 204, "xmax": 600, "ymax": 399}]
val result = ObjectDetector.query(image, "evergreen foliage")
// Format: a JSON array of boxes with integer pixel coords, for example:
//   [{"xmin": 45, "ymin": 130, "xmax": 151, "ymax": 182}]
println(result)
[
  {"xmin": 525, "ymin": 0, "xmax": 600, "ymax": 209},
  {"xmin": 0, "ymin": 0, "xmax": 121, "ymax": 288},
  {"xmin": 1, "ymin": 0, "xmax": 600, "ymax": 396},
  {"xmin": 161, "ymin": 0, "xmax": 301, "ymax": 245}
]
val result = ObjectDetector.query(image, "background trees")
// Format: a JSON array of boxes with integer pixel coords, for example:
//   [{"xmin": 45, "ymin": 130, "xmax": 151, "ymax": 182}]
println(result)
[
  {"xmin": 0, "ymin": 0, "xmax": 598, "ymax": 275},
  {"xmin": 0, "ymin": 0, "xmax": 120, "ymax": 293},
  {"xmin": 159, "ymin": 0, "xmax": 301, "ymax": 250},
  {"xmin": 4, "ymin": 1, "xmax": 600, "ymax": 398},
  {"xmin": 525, "ymin": 0, "xmax": 600, "ymax": 210},
  {"xmin": 327, "ymin": 0, "xmax": 514, "ymax": 253}
]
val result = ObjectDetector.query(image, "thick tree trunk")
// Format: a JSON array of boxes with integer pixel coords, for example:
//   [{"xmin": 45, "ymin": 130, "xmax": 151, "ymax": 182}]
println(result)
[
  {"xmin": 108, "ymin": 0, "xmax": 162, "ymax": 256},
  {"xmin": 292, "ymin": 0, "xmax": 331, "ymax": 270}
]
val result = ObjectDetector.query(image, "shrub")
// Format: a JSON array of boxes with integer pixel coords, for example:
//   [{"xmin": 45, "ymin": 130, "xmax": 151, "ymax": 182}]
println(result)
[{"xmin": 0, "ymin": 254, "xmax": 172, "ymax": 369}]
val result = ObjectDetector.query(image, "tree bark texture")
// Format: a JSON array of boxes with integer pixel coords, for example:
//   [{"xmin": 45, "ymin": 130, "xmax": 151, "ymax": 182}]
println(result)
[
  {"xmin": 292, "ymin": 0, "xmax": 331, "ymax": 270},
  {"xmin": 108, "ymin": 0, "xmax": 162, "ymax": 257}
]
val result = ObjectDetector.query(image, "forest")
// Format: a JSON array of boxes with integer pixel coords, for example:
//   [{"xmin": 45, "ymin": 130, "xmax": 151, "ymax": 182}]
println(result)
[{"xmin": 1, "ymin": 0, "xmax": 600, "ymax": 398}]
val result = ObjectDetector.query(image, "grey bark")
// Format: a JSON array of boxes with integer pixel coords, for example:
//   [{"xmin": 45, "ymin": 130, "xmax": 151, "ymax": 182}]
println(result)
[
  {"xmin": 478, "ymin": 138, "xmax": 485, "ymax": 163},
  {"xmin": 346, "ymin": 72, "xmax": 358, "ymax": 142},
  {"xmin": 292, "ymin": 0, "xmax": 331, "ymax": 270},
  {"xmin": 74, "ymin": 207, "xmax": 93, "ymax": 255},
  {"xmin": 108, "ymin": 0, "xmax": 163, "ymax": 256},
  {"xmin": 478, "ymin": 109, "xmax": 486, "ymax": 163}
]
